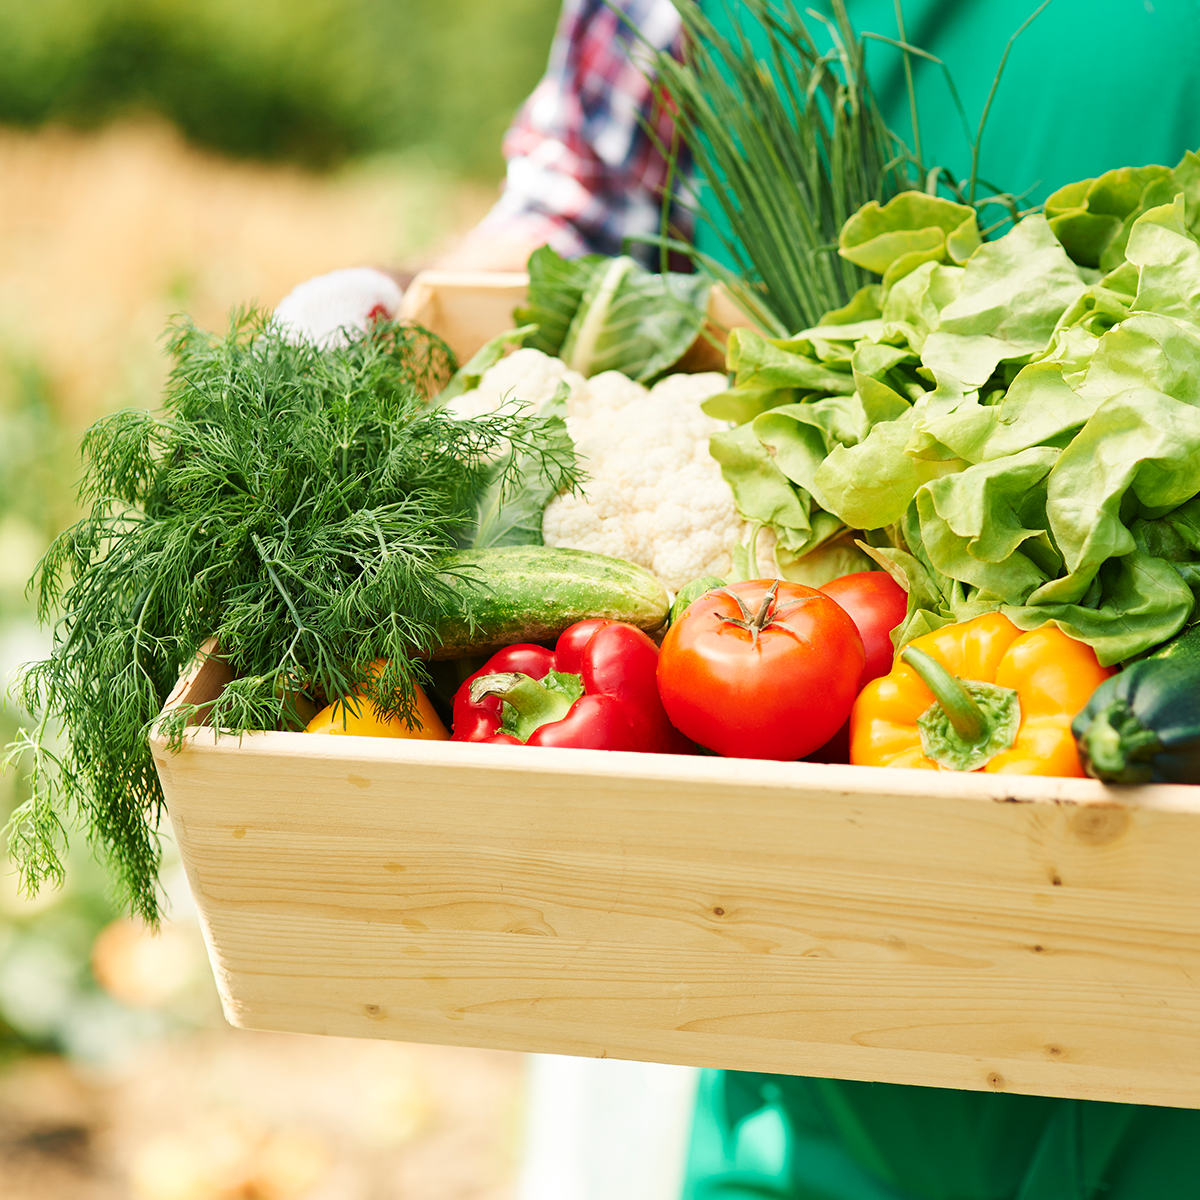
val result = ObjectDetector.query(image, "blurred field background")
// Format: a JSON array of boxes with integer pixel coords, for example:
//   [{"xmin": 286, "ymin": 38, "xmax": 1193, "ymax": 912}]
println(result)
[{"xmin": 0, "ymin": 1, "xmax": 561, "ymax": 1195}]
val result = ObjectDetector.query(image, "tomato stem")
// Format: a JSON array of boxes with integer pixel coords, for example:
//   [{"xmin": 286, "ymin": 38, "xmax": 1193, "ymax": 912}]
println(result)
[{"xmin": 714, "ymin": 580, "xmax": 815, "ymax": 645}]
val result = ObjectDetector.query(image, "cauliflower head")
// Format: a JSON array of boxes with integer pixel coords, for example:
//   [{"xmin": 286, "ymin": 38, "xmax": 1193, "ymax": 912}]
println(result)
[
  {"xmin": 442, "ymin": 347, "xmax": 584, "ymax": 420},
  {"xmin": 544, "ymin": 368, "xmax": 752, "ymax": 592},
  {"xmin": 458, "ymin": 347, "xmax": 761, "ymax": 592}
]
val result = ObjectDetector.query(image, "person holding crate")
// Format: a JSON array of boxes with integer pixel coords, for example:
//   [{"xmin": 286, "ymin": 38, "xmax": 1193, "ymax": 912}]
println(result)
[
  {"xmin": 278, "ymin": 2, "xmax": 1200, "ymax": 1197},
  {"xmin": 444, "ymin": 3, "xmax": 1200, "ymax": 1200}
]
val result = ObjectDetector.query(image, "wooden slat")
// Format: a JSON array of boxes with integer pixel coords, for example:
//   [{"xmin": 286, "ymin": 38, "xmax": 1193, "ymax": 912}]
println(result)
[
  {"xmin": 398, "ymin": 270, "xmax": 529, "ymax": 360},
  {"xmin": 152, "ymin": 666, "xmax": 1200, "ymax": 1107}
]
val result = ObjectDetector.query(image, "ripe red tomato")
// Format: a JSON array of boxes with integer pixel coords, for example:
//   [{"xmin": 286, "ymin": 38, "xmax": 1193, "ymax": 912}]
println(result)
[
  {"xmin": 657, "ymin": 579, "xmax": 864, "ymax": 760},
  {"xmin": 818, "ymin": 571, "xmax": 908, "ymax": 685}
]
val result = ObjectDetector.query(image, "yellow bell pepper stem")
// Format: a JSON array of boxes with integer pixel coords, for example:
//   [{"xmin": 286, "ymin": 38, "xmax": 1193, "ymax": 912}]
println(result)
[
  {"xmin": 899, "ymin": 643, "xmax": 1022, "ymax": 771},
  {"xmin": 850, "ymin": 613, "xmax": 1113, "ymax": 777},
  {"xmin": 900, "ymin": 646, "xmax": 986, "ymax": 742}
]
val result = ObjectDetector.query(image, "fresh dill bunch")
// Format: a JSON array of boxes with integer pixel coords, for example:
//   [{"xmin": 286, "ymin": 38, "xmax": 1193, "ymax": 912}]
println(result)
[{"xmin": 8, "ymin": 308, "xmax": 579, "ymax": 923}]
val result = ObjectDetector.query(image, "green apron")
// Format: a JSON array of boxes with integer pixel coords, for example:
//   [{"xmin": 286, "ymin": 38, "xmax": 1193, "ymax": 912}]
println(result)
[
  {"xmin": 695, "ymin": 0, "xmax": 1200, "ymax": 271},
  {"xmin": 683, "ymin": 1069, "xmax": 1200, "ymax": 1199},
  {"xmin": 687, "ymin": 3, "xmax": 1200, "ymax": 1197}
]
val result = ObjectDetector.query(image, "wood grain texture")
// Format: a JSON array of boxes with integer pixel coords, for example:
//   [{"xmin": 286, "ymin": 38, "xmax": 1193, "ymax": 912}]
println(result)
[{"xmin": 151, "ymin": 656, "xmax": 1200, "ymax": 1107}]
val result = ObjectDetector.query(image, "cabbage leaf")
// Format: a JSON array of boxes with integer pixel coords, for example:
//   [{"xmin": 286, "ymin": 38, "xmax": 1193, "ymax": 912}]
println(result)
[{"xmin": 514, "ymin": 247, "xmax": 710, "ymax": 383}]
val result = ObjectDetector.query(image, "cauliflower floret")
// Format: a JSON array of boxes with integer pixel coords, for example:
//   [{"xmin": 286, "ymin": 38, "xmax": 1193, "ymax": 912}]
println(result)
[
  {"xmin": 445, "ymin": 348, "xmax": 768, "ymax": 591},
  {"xmin": 443, "ymin": 347, "xmax": 584, "ymax": 420},
  {"xmin": 544, "ymin": 369, "xmax": 755, "ymax": 592}
]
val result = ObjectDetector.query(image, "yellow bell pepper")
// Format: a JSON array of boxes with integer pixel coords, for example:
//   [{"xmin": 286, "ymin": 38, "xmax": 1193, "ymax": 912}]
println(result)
[
  {"xmin": 305, "ymin": 660, "xmax": 448, "ymax": 740},
  {"xmin": 850, "ymin": 612, "xmax": 1112, "ymax": 776}
]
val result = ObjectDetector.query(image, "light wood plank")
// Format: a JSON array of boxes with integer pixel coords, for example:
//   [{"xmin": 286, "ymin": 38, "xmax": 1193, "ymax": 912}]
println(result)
[
  {"xmin": 398, "ymin": 270, "xmax": 529, "ymax": 360},
  {"xmin": 152, "ymin": 702, "xmax": 1200, "ymax": 1108}
]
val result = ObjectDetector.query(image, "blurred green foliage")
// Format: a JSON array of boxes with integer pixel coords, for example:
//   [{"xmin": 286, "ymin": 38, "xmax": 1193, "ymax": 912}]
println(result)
[
  {"xmin": 0, "ymin": 365, "xmax": 111, "ymax": 1063},
  {"xmin": 0, "ymin": 361, "xmax": 78, "ymax": 572},
  {"xmin": 0, "ymin": 363, "xmax": 215, "ymax": 1064},
  {"xmin": 0, "ymin": 0, "xmax": 562, "ymax": 174}
]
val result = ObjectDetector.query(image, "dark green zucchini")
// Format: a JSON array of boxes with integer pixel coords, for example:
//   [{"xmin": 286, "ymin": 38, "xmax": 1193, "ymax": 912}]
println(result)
[
  {"xmin": 1141, "ymin": 620, "xmax": 1200, "ymax": 671},
  {"xmin": 1073, "ymin": 624, "xmax": 1200, "ymax": 783}
]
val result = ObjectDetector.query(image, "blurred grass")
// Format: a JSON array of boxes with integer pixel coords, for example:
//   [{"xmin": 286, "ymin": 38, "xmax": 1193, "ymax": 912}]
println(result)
[
  {"xmin": 0, "ymin": 0, "xmax": 561, "ymax": 176},
  {"xmin": 0, "ymin": 121, "xmax": 498, "ymax": 430}
]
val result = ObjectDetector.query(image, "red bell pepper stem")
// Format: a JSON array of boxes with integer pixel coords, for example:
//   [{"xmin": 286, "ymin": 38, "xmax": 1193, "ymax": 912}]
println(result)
[{"xmin": 469, "ymin": 672, "xmax": 576, "ymax": 743}]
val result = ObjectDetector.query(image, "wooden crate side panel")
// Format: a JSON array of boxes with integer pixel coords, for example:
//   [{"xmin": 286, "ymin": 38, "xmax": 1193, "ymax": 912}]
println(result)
[
  {"xmin": 157, "ymin": 734, "xmax": 1200, "ymax": 900},
  {"xmin": 165, "ymin": 759, "xmax": 1200, "ymax": 981},
  {"xmin": 398, "ymin": 271, "xmax": 529, "ymax": 360},
  {"xmin": 192, "ymin": 912, "xmax": 1200, "ymax": 1109},
  {"xmin": 154, "ymin": 731, "xmax": 1200, "ymax": 1107}
]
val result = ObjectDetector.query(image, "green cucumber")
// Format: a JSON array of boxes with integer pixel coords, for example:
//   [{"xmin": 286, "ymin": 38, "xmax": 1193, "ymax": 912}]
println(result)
[
  {"xmin": 670, "ymin": 576, "xmax": 725, "ymax": 625},
  {"xmin": 431, "ymin": 546, "xmax": 669, "ymax": 659}
]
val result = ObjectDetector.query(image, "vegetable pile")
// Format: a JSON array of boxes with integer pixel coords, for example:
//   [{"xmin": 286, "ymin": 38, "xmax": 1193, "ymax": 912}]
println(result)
[
  {"xmin": 710, "ymin": 157, "xmax": 1200, "ymax": 666},
  {"xmin": 16, "ymin": 4, "xmax": 1200, "ymax": 925},
  {"xmin": 447, "ymin": 349, "xmax": 759, "ymax": 592}
]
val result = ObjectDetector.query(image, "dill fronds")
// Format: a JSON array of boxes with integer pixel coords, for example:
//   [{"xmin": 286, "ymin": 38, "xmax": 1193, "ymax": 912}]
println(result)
[{"xmin": 8, "ymin": 309, "xmax": 578, "ymax": 922}]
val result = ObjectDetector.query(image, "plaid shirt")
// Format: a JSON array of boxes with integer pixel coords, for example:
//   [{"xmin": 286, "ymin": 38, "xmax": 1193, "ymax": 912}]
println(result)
[{"xmin": 473, "ymin": 0, "xmax": 692, "ymax": 266}]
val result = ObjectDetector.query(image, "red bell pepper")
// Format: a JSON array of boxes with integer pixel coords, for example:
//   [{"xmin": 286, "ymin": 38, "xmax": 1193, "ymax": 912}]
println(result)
[{"xmin": 451, "ymin": 618, "xmax": 692, "ymax": 753}]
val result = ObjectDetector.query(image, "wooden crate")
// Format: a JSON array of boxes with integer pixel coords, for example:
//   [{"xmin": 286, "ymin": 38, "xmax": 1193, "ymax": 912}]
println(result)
[
  {"xmin": 154, "ymin": 648, "xmax": 1200, "ymax": 1109},
  {"xmin": 153, "ymin": 272, "xmax": 1200, "ymax": 1108},
  {"xmin": 398, "ymin": 270, "xmax": 531, "ymax": 360}
]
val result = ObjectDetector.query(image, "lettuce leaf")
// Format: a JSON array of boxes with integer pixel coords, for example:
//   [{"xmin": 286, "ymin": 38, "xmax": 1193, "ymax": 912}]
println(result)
[
  {"xmin": 724, "ymin": 328, "xmax": 857, "ymax": 394},
  {"xmin": 838, "ymin": 192, "xmax": 980, "ymax": 292},
  {"xmin": 701, "ymin": 327, "xmax": 859, "ymax": 422},
  {"xmin": 704, "ymin": 178, "xmax": 1200, "ymax": 663},
  {"xmin": 1045, "ymin": 164, "xmax": 1173, "ymax": 268},
  {"xmin": 916, "ymin": 448, "xmax": 1060, "ymax": 605},
  {"xmin": 707, "ymin": 423, "xmax": 824, "ymax": 554},
  {"xmin": 1124, "ymin": 194, "xmax": 1200, "ymax": 322},
  {"xmin": 813, "ymin": 407, "xmax": 965, "ymax": 529},
  {"xmin": 1033, "ymin": 387, "xmax": 1200, "ymax": 605},
  {"xmin": 1002, "ymin": 552, "xmax": 1193, "ymax": 666},
  {"xmin": 920, "ymin": 216, "xmax": 1088, "ymax": 388}
]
